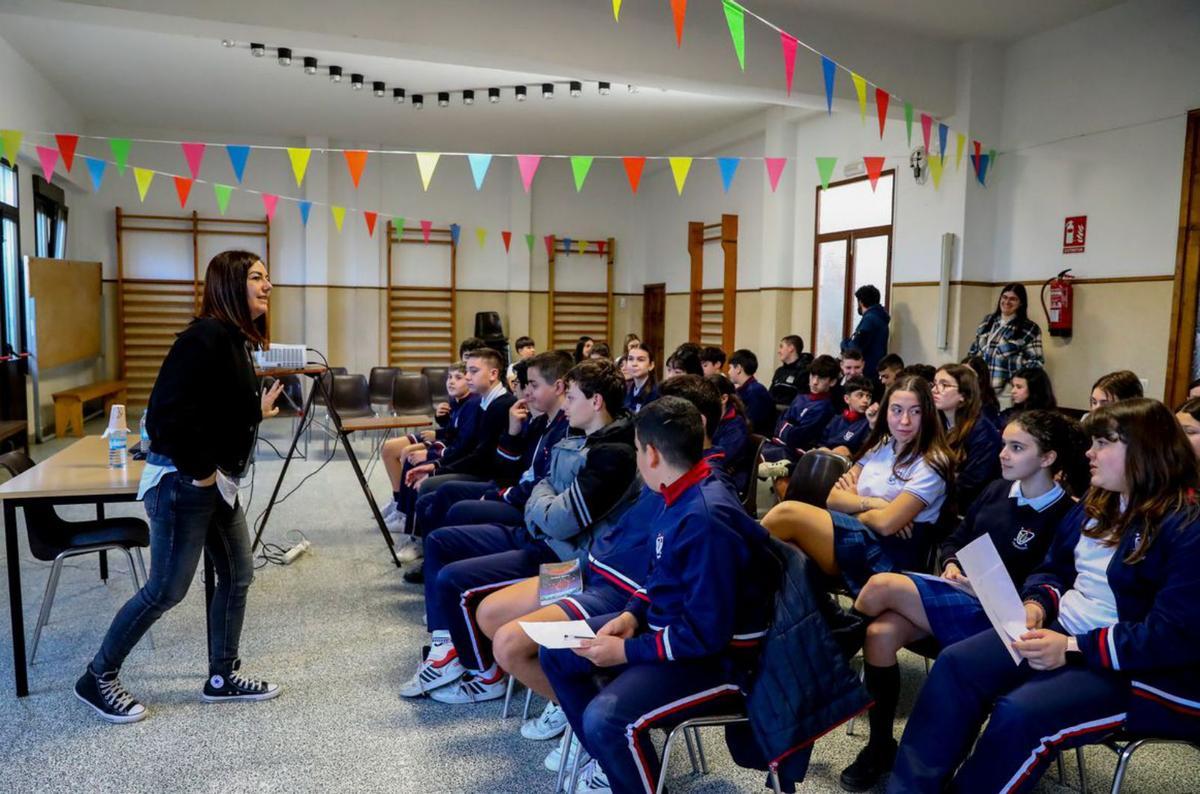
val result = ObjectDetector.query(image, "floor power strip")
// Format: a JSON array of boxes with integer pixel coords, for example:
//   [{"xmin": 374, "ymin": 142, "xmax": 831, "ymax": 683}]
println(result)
[{"xmin": 281, "ymin": 540, "xmax": 311, "ymax": 565}]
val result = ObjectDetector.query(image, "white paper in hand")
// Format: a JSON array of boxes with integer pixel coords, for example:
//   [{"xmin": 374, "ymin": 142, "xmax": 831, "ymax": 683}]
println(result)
[
  {"xmin": 519, "ymin": 620, "xmax": 596, "ymax": 650},
  {"xmin": 956, "ymin": 534, "xmax": 1028, "ymax": 664}
]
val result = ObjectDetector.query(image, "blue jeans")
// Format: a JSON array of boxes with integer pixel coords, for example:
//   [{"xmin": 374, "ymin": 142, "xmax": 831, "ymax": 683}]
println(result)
[{"xmin": 90, "ymin": 472, "xmax": 254, "ymax": 676}]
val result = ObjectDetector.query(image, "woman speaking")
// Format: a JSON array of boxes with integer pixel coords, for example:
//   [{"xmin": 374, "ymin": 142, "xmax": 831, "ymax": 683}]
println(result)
[
  {"xmin": 966, "ymin": 283, "xmax": 1045, "ymax": 393},
  {"xmin": 76, "ymin": 250, "xmax": 285, "ymax": 723}
]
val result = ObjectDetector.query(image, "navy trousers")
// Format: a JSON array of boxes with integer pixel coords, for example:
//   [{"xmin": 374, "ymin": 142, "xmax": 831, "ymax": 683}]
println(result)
[
  {"xmin": 413, "ymin": 479, "xmax": 494, "ymax": 535},
  {"xmin": 444, "ymin": 497, "xmax": 524, "ymax": 528},
  {"xmin": 423, "ymin": 522, "xmax": 558, "ymax": 671},
  {"xmin": 541, "ymin": 614, "xmax": 744, "ymax": 794},
  {"xmin": 888, "ymin": 627, "xmax": 1128, "ymax": 794}
]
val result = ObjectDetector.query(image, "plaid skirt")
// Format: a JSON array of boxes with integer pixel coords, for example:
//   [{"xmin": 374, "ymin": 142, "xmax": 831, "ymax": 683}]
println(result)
[
  {"xmin": 830, "ymin": 511, "xmax": 932, "ymax": 595},
  {"xmin": 907, "ymin": 574, "xmax": 991, "ymax": 646}
]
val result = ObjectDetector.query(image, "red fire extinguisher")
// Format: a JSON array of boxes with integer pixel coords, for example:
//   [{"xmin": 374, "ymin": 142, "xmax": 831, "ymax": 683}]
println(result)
[{"xmin": 1041, "ymin": 269, "xmax": 1074, "ymax": 338}]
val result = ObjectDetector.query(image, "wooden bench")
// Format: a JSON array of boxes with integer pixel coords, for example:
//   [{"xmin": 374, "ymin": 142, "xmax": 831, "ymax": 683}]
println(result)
[
  {"xmin": 52, "ymin": 380, "xmax": 128, "ymax": 439},
  {"xmin": 0, "ymin": 420, "xmax": 28, "ymax": 454}
]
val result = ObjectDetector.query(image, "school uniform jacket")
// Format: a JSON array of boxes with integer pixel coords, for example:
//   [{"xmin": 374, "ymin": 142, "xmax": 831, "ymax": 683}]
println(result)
[
  {"xmin": 769, "ymin": 353, "xmax": 813, "ymax": 406},
  {"xmin": 1022, "ymin": 502, "xmax": 1200, "ymax": 739},
  {"xmin": 950, "ymin": 415, "xmax": 1003, "ymax": 512},
  {"xmin": 712, "ymin": 407, "xmax": 753, "ymax": 497},
  {"xmin": 736, "ymin": 376, "xmax": 776, "ymax": 437},
  {"xmin": 820, "ymin": 410, "xmax": 870, "ymax": 455},
  {"xmin": 489, "ymin": 409, "xmax": 571, "ymax": 507},
  {"xmin": 424, "ymin": 395, "xmax": 482, "ymax": 463},
  {"xmin": 774, "ymin": 392, "xmax": 835, "ymax": 453},
  {"xmin": 434, "ymin": 386, "xmax": 516, "ymax": 478},
  {"xmin": 624, "ymin": 380, "xmax": 658, "ymax": 415}
]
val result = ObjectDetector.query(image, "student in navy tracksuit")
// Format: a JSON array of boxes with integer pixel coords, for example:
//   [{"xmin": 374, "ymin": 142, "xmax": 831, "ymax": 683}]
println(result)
[
  {"xmin": 933, "ymin": 363, "xmax": 1003, "ymax": 512},
  {"xmin": 623, "ymin": 345, "xmax": 658, "ymax": 415},
  {"xmin": 704, "ymin": 374, "xmax": 753, "ymax": 497},
  {"xmin": 540, "ymin": 397, "xmax": 778, "ymax": 794},
  {"xmin": 821, "ymin": 374, "xmax": 875, "ymax": 458},
  {"xmin": 842, "ymin": 410, "xmax": 1085, "ymax": 791},
  {"xmin": 728, "ymin": 349, "xmax": 776, "ymax": 437},
  {"xmin": 760, "ymin": 354, "xmax": 840, "ymax": 464},
  {"xmin": 890, "ymin": 399, "xmax": 1200, "ymax": 794}
]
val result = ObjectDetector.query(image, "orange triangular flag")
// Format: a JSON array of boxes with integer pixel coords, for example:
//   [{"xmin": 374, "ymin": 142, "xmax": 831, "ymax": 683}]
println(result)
[
  {"xmin": 173, "ymin": 176, "xmax": 193, "ymax": 208},
  {"xmin": 863, "ymin": 157, "xmax": 886, "ymax": 191},
  {"xmin": 364, "ymin": 211, "xmax": 378, "ymax": 237},
  {"xmin": 344, "ymin": 150, "xmax": 368, "ymax": 188},
  {"xmin": 670, "ymin": 0, "xmax": 687, "ymax": 46},
  {"xmin": 55, "ymin": 134, "xmax": 79, "ymax": 172},
  {"xmin": 623, "ymin": 157, "xmax": 646, "ymax": 194}
]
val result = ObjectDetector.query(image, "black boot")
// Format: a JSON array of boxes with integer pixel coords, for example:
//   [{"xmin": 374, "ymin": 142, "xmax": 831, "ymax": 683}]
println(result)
[{"xmin": 840, "ymin": 663, "xmax": 900, "ymax": 791}]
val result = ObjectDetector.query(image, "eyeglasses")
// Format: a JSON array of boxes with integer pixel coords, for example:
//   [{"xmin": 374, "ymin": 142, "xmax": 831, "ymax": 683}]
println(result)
[{"xmin": 931, "ymin": 380, "xmax": 958, "ymax": 392}]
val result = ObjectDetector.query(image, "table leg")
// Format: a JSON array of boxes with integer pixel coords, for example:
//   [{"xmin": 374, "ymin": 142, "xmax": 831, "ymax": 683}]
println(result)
[
  {"xmin": 97, "ymin": 503, "xmax": 108, "ymax": 581},
  {"xmin": 5, "ymin": 500, "xmax": 28, "ymax": 697},
  {"xmin": 252, "ymin": 372, "xmax": 321, "ymax": 552}
]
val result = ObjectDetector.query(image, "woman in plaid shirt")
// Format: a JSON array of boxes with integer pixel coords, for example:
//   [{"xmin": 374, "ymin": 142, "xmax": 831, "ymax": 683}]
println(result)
[{"xmin": 967, "ymin": 283, "xmax": 1045, "ymax": 391}]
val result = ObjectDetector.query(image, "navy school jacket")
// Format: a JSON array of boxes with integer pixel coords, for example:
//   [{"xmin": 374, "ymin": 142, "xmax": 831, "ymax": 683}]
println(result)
[
  {"xmin": 435, "ymin": 387, "xmax": 516, "ymax": 478},
  {"xmin": 948, "ymin": 414, "xmax": 1003, "ymax": 512},
  {"xmin": 737, "ymin": 376, "xmax": 777, "ymax": 437},
  {"xmin": 713, "ymin": 407, "xmax": 753, "ymax": 497},
  {"xmin": 489, "ymin": 409, "xmax": 571, "ymax": 507},
  {"xmin": 820, "ymin": 409, "xmax": 870, "ymax": 455},
  {"xmin": 624, "ymin": 379, "xmax": 658, "ymax": 415},
  {"xmin": 1022, "ymin": 502, "xmax": 1200, "ymax": 739},
  {"xmin": 774, "ymin": 392, "xmax": 835, "ymax": 453},
  {"xmin": 424, "ymin": 394, "xmax": 481, "ymax": 463}
]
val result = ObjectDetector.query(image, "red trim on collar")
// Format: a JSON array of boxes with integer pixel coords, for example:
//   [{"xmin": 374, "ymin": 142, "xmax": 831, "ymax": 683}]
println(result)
[
  {"xmin": 722, "ymin": 406, "xmax": 737, "ymax": 421},
  {"xmin": 660, "ymin": 458, "xmax": 713, "ymax": 506},
  {"xmin": 809, "ymin": 391, "xmax": 832, "ymax": 401},
  {"xmin": 842, "ymin": 409, "xmax": 862, "ymax": 422}
]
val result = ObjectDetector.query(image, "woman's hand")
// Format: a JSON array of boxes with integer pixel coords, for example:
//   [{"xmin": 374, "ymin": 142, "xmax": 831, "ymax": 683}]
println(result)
[
  {"xmin": 1023, "ymin": 601, "xmax": 1046, "ymax": 629},
  {"xmin": 834, "ymin": 467, "xmax": 860, "ymax": 492},
  {"xmin": 404, "ymin": 447, "xmax": 428, "ymax": 465},
  {"xmin": 1013, "ymin": 629, "xmax": 1069, "ymax": 670},
  {"xmin": 942, "ymin": 562, "xmax": 967, "ymax": 581},
  {"xmin": 260, "ymin": 380, "xmax": 285, "ymax": 419}
]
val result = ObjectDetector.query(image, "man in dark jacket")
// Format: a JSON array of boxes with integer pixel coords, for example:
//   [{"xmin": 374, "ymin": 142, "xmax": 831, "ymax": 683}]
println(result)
[
  {"xmin": 769, "ymin": 335, "xmax": 813, "ymax": 406},
  {"xmin": 842, "ymin": 284, "xmax": 891, "ymax": 379}
]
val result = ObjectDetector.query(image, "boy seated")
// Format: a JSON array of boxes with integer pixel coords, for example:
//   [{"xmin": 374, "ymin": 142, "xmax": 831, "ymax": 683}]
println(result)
[
  {"xmin": 757, "ymin": 354, "xmax": 840, "ymax": 476},
  {"xmin": 699, "ymin": 346, "xmax": 726, "ymax": 377},
  {"xmin": 539, "ymin": 397, "xmax": 777, "ymax": 793},
  {"xmin": 820, "ymin": 374, "xmax": 874, "ymax": 458},
  {"xmin": 728, "ymin": 348, "xmax": 775, "ymax": 436},
  {"xmin": 506, "ymin": 335, "xmax": 537, "ymax": 388}
]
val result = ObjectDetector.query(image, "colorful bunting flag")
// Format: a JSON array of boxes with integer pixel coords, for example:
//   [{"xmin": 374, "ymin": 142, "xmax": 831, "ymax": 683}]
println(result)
[
  {"xmin": 815, "ymin": 157, "xmax": 837, "ymax": 190},
  {"xmin": 517, "ymin": 154, "xmax": 542, "ymax": 192},
  {"xmin": 133, "ymin": 167, "xmax": 154, "ymax": 202},
  {"xmin": 35, "ymin": 146, "xmax": 58, "ymax": 182},
  {"xmin": 612, "ymin": 0, "xmax": 621, "ymax": 22},
  {"xmin": 467, "ymin": 153, "xmax": 492, "ymax": 190},
  {"xmin": 180, "ymin": 142, "xmax": 206, "ymax": 179},
  {"xmin": 502, "ymin": 230, "xmax": 513, "ymax": 253},
  {"xmin": 449, "ymin": 223, "xmax": 461, "ymax": 246},
  {"xmin": 392, "ymin": 216, "xmax": 404, "ymax": 236},
  {"xmin": 780, "ymin": 33, "xmax": 798, "ymax": 95},
  {"xmin": 669, "ymin": 157, "xmax": 692, "ymax": 195},
  {"xmin": 563, "ymin": 237, "xmax": 573, "ymax": 255},
  {"xmin": 110, "ymin": 138, "xmax": 132, "ymax": 175},
  {"xmin": 670, "ymin": 0, "xmax": 687, "ymax": 47},
  {"xmin": 723, "ymin": 0, "xmax": 745, "ymax": 70},
  {"xmin": 226, "ymin": 145, "xmax": 250, "ymax": 183},
  {"xmin": 173, "ymin": 176, "xmax": 193, "ymax": 208},
  {"xmin": 287, "ymin": 148, "xmax": 312, "ymax": 187},
  {"xmin": 1, "ymin": 130, "xmax": 22, "ymax": 164},
  {"xmin": 55, "ymin": 134, "xmax": 78, "ymax": 172},
  {"xmin": 623, "ymin": 157, "xmax": 646, "ymax": 194},
  {"xmin": 570, "ymin": 156, "xmax": 594, "ymax": 192},
  {"xmin": 875, "ymin": 89, "xmax": 890, "ymax": 139},
  {"xmin": 524, "ymin": 233, "xmax": 535, "ymax": 253},
  {"xmin": 764, "ymin": 157, "xmax": 787, "ymax": 192},
  {"xmin": 851, "ymin": 73, "xmax": 868, "ymax": 123},
  {"xmin": 821, "ymin": 57, "xmax": 837, "ymax": 114},
  {"xmin": 928, "ymin": 154, "xmax": 943, "ymax": 189},
  {"xmin": 596, "ymin": 240, "xmax": 607, "ymax": 257},
  {"xmin": 421, "ymin": 220, "xmax": 433, "ymax": 243},
  {"xmin": 416, "ymin": 152, "xmax": 440, "ymax": 191},
  {"xmin": 364, "ymin": 211, "xmax": 378, "ymax": 237},
  {"xmin": 213, "ymin": 184, "xmax": 233, "ymax": 215},
  {"xmin": 904, "ymin": 103, "xmax": 913, "ymax": 148},
  {"xmin": 938, "ymin": 124, "xmax": 949, "ymax": 162},
  {"xmin": 973, "ymin": 139, "xmax": 982, "ymax": 166},
  {"xmin": 543, "ymin": 235, "xmax": 555, "ymax": 258},
  {"xmin": 955, "ymin": 133, "xmax": 965, "ymax": 170},
  {"xmin": 331, "ymin": 205, "xmax": 346, "ymax": 232},
  {"xmin": 863, "ymin": 157, "xmax": 886, "ymax": 191},
  {"xmin": 977, "ymin": 154, "xmax": 990, "ymax": 186},
  {"xmin": 83, "ymin": 156, "xmax": 106, "ymax": 192},
  {"xmin": 920, "ymin": 113, "xmax": 933, "ymax": 152},
  {"xmin": 717, "ymin": 157, "xmax": 741, "ymax": 192},
  {"xmin": 344, "ymin": 150, "xmax": 368, "ymax": 188},
  {"xmin": 988, "ymin": 148, "xmax": 997, "ymax": 170},
  {"xmin": 476, "ymin": 227, "xmax": 487, "ymax": 248},
  {"xmin": 261, "ymin": 193, "xmax": 278, "ymax": 220},
  {"xmin": 577, "ymin": 240, "xmax": 588, "ymax": 255},
  {"xmin": 298, "ymin": 200, "xmax": 312, "ymax": 225}
]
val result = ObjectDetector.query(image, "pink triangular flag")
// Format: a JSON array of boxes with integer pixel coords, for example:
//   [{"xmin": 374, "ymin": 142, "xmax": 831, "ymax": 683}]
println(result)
[
  {"xmin": 780, "ymin": 33, "xmax": 799, "ymax": 96},
  {"xmin": 173, "ymin": 176, "xmax": 193, "ymax": 208},
  {"xmin": 35, "ymin": 146, "xmax": 59, "ymax": 182},
  {"xmin": 875, "ymin": 89, "xmax": 890, "ymax": 139},
  {"xmin": 544, "ymin": 235, "xmax": 555, "ymax": 258},
  {"xmin": 764, "ymin": 158, "xmax": 787, "ymax": 192},
  {"xmin": 920, "ymin": 113, "xmax": 933, "ymax": 152},
  {"xmin": 501, "ymin": 230, "xmax": 513, "ymax": 253},
  {"xmin": 420, "ymin": 220, "xmax": 433, "ymax": 243},
  {"xmin": 261, "ymin": 193, "xmax": 278, "ymax": 220},
  {"xmin": 364, "ymin": 211, "xmax": 378, "ymax": 237},
  {"xmin": 516, "ymin": 155, "xmax": 542, "ymax": 193},
  {"xmin": 863, "ymin": 157, "xmax": 886, "ymax": 191},
  {"xmin": 55, "ymin": 134, "xmax": 78, "ymax": 172},
  {"xmin": 180, "ymin": 142, "xmax": 206, "ymax": 179}
]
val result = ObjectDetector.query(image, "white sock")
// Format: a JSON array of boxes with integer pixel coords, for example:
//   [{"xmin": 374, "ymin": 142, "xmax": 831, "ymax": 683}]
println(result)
[
  {"xmin": 431, "ymin": 630, "xmax": 451, "ymax": 645},
  {"xmin": 477, "ymin": 663, "xmax": 501, "ymax": 681}
]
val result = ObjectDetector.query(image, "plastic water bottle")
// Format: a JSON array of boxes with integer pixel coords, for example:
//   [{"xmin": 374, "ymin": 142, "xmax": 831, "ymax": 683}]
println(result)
[{"xmin": 109, "ymin": 428, "xmax": 128, "ymax": 469}]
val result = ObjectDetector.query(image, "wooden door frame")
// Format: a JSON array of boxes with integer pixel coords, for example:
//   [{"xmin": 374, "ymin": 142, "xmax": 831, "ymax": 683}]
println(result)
[
  {"xmin": 641, "ymin": 282, "xmax": 666, "ymax": 373},
  {"xmin": 1165, "ymin": 109, "xmax": 1200, "ymax": 407}
]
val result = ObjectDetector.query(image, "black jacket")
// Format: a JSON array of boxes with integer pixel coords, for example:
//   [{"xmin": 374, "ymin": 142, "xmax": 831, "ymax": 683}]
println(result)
[
  {"xmin": 435, "ymin": 386, "xmax": 517, "ymax": 478},
  {"xmin": 769, "ymin": 354, "xmax": 813, "ymax": 406},
  {"xmin": 146, "ymin": 318, "xmax": 261, "ymax": 480}
]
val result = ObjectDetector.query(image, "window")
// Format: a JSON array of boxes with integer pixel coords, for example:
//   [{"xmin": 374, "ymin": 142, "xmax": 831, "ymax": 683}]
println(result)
[
  {"xmin": 0, "ymin": 158, "xmax": 20, "ymax": 353},
  {"xmin": 812, "ymin": 170, "xmax": 895, "ymax": 357},
  {"xmin": 33, "ymin": 175, "xmax": 67, "ymax": 259}
]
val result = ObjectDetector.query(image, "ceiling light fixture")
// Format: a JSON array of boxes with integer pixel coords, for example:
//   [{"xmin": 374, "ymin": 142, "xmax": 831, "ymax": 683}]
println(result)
[
  {"xmin": 542, "ymin": 83, "xmax": 554, "ymax": 99},
  {"xmin": 276, "ymin": 47, "xmax": 292, "ymax": 66},
  {"xmin": 462, "ymin": 89, "xmax": 474, "ymax": 105},
  {"xmin": 393, "ymin": 87, "xmax": 406, "ymax": 103},
  {"xmin": 250, "ymin": 42, "xmax": 266, "ymax": 57},
  {"xmin": 628, "ymin": 84, "xmax": 638, "ymax": 93},
  {"xmin": 437, "ymin": 92, "xmax": 450, "ymax": 107},
  {"xmin": 221, "ymin": 39, "xmax": 236, "ymax": 48},
  {"xmin": 598, "ymin": 81, "xmax": 611, "ymax": 95},
  {"xmin": 328, "ymin": 65, "xmax": 343, "ymax": 83},
  {"xmin": 351, "ymin": 73, "xmax": 365, "ymax": 90},
  {"xmin": 569, "ymin": 81, "xmax": 582, "ymax": 97},
  {"xmin": 373, "ymin": 81, "xmax": 386, "ymax": 97},
  {"xmin": 412, "ymin": 93, "xmax": 424, "ymax": 109},
  {"xmin": 488, "ymin": 88, "xmax": 501, "ymax": 103},
  {"xmin": 515, "ymin": 85, "xmax": 527, "ymax": 101},
  {"xmin": 303, "ymin": 56, "xmax": 318, "ymax": 75}
]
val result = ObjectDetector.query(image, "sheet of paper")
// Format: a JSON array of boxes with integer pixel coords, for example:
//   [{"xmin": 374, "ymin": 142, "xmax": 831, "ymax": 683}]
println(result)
[
  {"xmin": 955, "ymin": 535, "xmax": 1028, "ymax": 664},
  {"xmin": 519, "ymin": 620, "xmax": 596, "ymax": 650},
  {"xmin": 905, "ymin": 571, "xmax": 976, "ymax": 598}
]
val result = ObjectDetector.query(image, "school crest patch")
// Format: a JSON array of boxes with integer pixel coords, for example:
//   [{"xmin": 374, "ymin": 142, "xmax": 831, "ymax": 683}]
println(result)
[
  {"xmin": 655, "ymin": 533, "xmax": 665, "ymax": 559},
  {"xmin": 1013, "ymin": 529, "xmax": 1036, "ymax": 550}
]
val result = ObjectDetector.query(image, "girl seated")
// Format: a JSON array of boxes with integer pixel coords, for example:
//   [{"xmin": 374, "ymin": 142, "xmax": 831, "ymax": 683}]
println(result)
[
  {"xmin": 761, "ymin": 375, "xmax": 952, "ymax": 597},
  {"xmin": 1089, "ymin": 369, "xmax": 1143, "ymax": 411},
  {"xmin": 932, "ymin": 363, "xmax": 1002, "ymax": 512},
  {"xmin": 962, "ymin": 355, "xmax": 1001, "ymax": 425},
  {"xmin": 889, "ymin": 398, "xmax": 1200, "ymax": 793},
  {"xmin": 841, "ymin": 410, "xmax": 1086, "ymax": 790},
  {"xmin": 998, "ymin": 365, "xmax": 1057, "ymax": 429},
  {"xmin": 1176, "ymin": 397, "xmax": 1200, "ymax": 458},
  {"xmin": 622, "ymin": 345, "xmax": 657, "ymax": 414}
]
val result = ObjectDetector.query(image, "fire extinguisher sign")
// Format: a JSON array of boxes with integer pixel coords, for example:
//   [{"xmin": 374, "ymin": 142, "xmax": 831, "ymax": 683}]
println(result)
[{"xmin": 1063, "ymin": 215, "xmax": 1087, "ymax": 254}]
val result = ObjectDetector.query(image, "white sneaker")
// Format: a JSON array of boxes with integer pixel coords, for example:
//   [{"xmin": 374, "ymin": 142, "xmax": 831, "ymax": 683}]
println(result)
[
  {"xmin": 385, "ymin": 510, "xmax": 408, "ymax": 535},
  {"xmin": 381, "ymin": 501, "xmax": 399, "ymax": 520},
  {"xmin": 574, "ymin": 759, "xmax": 612, "ymax": 793},
  {"xmin": 545, "ymin": 733, "xmax": 589, "ymax": 773},
  {"xmin": 521, "ymin": 700, "xmax": 569, "ymax": 741},
  {"xmin": 393, "ymin": 534, "xmax": 423, "ymax": 563},
  {"xmin": 758, "ymin": 459, "xmax": 792, "ymax": 480},
  {"xmin": 399, "ymin": 644, "xmax": 463, "ymax": 697},
  {"xmin": 428, "ymin": 667, "xmax": 507, "ymax": 704}
]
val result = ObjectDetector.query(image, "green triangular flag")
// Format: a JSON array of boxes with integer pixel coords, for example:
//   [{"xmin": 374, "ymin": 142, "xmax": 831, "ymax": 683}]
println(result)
[
  {"xmin": 1, "ymin": 130, "xmax": 22, "ymax": 164},
  {"xmin": 393, "ymin": 216, "xmax": 405, "ymax": 237},
  {"xmin": 524, "ymin": 233, "xmax": 535, "ymax": 253},
  {"xmin": 815, "ymin": 157, "xmax": 837, "ymax": 190},
  {"xmin": 722, "ymin": 0, "xmax": 746, "ymax": 70},
  {"xmin": 213, "ymin": 183, "xmax": 233, "ymax": 215},
  {"xmin": 109, "ymin": 138, "xmax": 131, "ymax": 175},
  {"xmin": 570, "ymin": 156, "xmax": 594, "ymax": 192},
  {"xmin": 904, "ymin": 103, "xmax": 914, "ymax": 148}
]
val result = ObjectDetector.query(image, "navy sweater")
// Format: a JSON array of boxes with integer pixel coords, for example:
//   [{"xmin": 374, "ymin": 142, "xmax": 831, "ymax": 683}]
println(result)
[
  {"xmin": 425, "ymin": 394, "xmax": 481, "ymax": 462},
  {"xmin": 774, "ymin": 392, "xmax": 835, "ymax": 452},
  {"xmin": 491, "ymin": 409, "xmax": 571, "ymax": 505},
  {"xmin": 736, "ymin": 376, "xmax": 776, "ymax": 437},
  {"xmin": 436, "ymin": 387, "xmax": 516, "ymax": 477},
  {"xmin": 948, "ymin": 414, "xmax": 1003, "ymax": 512},
  {"xmin": 624, "ymin": 379, "xmax": 658, "ymax": 415},
  {"xmin": 820, "ymin": 410, "xmax": 871, "ymax": 455},
  {"xmin": 712, "ymin": 407, "xmax": 753, "ymax": 496}
]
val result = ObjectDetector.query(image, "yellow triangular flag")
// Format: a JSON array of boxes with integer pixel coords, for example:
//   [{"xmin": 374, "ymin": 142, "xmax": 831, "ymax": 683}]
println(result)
[
  {"xmin": 415, "ymin": 152, "xmax": 441, "ymax": 191},
  {"xmin": 577, "ymin": 239, "xmax": 587, "ymax": 255},
  {"xmin": 955, "ymin": 133, "xmax": 965, "ymax": 170},
  {"xmin": 613, "ymin": 0, "xmax": 622, "ymax": 21},
  {"xmin": 133, "ymin": 167, "xmax": 155, "ymax": 202},
  {"xmin": 851, "ymin": 73, "xmax": 868, "ymax": 123},
  {"xmin": 476, "ymin": 227, "xmax": 487, "ymax": 249},
  {"xmin": 331, "ymin": 205, "xmax": 346, "ymax": 232},
  {"xmin": 287, "ymin": 148, "xmax": 312, "ymax": 187},
  {"xmin": 928, "ymin": 154, "xmax": 943, "ymax": 189},
  {"xmin": 669, "ymin": 157, "xmax": 693, "ymax": 196}
]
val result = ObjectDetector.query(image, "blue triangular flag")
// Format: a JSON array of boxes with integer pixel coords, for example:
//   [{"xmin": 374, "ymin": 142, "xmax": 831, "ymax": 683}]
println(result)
[
  {"xmin": 976, "ymin": 154, "xmax": 990, "ymax": 186},
  {"xmin": 821, "ymin": 56, "xmax": 837, "ymax": 114},
  {"xmin": 226, "ymin": 145, "xmax": 250, "ymax": 183},
  {"xmin": 717, "ymin": 157, "xmax": 741, "ymax": 193},
  {"xmin": 84, "ymin": 156, "xmax": 107, "ymax": 192},
  {"xmin": 467, "ymin": 154, "xmax": 492, "ymax": 191},
  {"xmin": 449, "ymin": 223, "xmax": 461, "ymax": 245},
  {"xmin": 563, "ymin": 237, "xmax": 572, "ymax": 255},
  {"xmin": 938, "ymin": 123, "xmax": 949, "ymax": 161},
  {"xmin": 299, "ymin": 200, "xmax": 312, "ymax": 226}
]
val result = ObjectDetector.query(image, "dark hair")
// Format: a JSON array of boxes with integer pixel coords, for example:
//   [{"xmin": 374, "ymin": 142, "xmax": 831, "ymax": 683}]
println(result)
[
  {"xmin": 936, "ymin": 363, "xmax": 985, "ymax": 454},
  {"xmin": 515, "ymin": 336, "xmax": 535, "ymax": 351},
  {"xmin": 988, "ymin": 283, "xmax": 1032, "ymax": 327},
  {"xmin": 901, "ymin": 363, "xmax": 936, "ymax": 383},
  {"xmin": 854, "ymin": 284, "xmax": 881, "ymax": 307},
  {"xmin": 878, "ymin": 353, "xmax": 905, "ymax": 373},
  {"xmin": 1178, "ymin": 396, "xmax": 1200, "ymax": 422},
  {"xmin": 466, "ymin": 347, "xmax": 504, "ymax": 374},
  {"xmin": 841, "ymin": 347, "xmax": 864, "ymax": 362},
  {"xmin": 855, "ymin": 375, "xmax": 954, "ymax": 485},
  {"xmin": 705, "ymin": 372, "xmax": 748, "ymax": 419},
  {"xmin": 1012, "ymin": 366, "xmax": 1057, "ymax": 410},
  {"xmin": 780, "ymin": 335, "xmax": 804, "ymax": 355},
  {"xmin": 528, "ymin": 350, "xmax": 574, "ymax": 384},
  {"xmin": 589, "ymin": 342, "xmax": 611, "ymax": 360},
  {"xmin": 624, "ymin": 333, "xmax": 641, "ymax": 351},
  {"xmin": 635, "ymin": 396, "xmax": 704, "ymax": 469},
  {"xmin": 962, "ymin": 355, "xmax": 1000, "ymax": 417},
  {"xmin": 573, "ymin": 336, "xmax": 594, "ymax": 363},
  {"xmin": 198, "ymin": 250, "xmax": 268, "ymax": 348},
  {"xmin": 658, "ymin": 374, "xmax": 722, "ymax": 441},
  {"xmin": 666, "ymin": 347, "xmax": 703, "ymax": 376},
  {"xmin": 700, "ymin": 346, "xmax": 727, "ymax": 367},
  {"xmin": 809, "ymin": 354, "xmax": 840, "ymax": 381},
  {"xmin": 1092, "ymin": 370, "xmax": 1143, "ymax": 403},
  {"xmin": 1009, "ymin": 409, "xmax": 1090, "ymax": 497},
  {"xmin": 447, "ymin": 362, "xmax": 466, "ymax": 377},
  {"xmin": 566, "ymin": 360, "xmax": 627, "ymax": 416},
  {"xmin": 511, "ymin": 359, "xmax": 531, "ymax": 389},
  {"xmin": 729, "ymin": 348, "xmax": 758, "ymax": 376},
  {"xmin": 626, "ymin": 344, "xmax": 658, "ymax": 390},
  {"xmin": 1081, "ymin": 399, "xmax": 1200, "ymax": 563},
  {"xmin": 841, "ymin": 375, "xmax": 875, "ymax": 399},
  {"xmin": 459, "ymin": 337, "xmax": 486, "ymax": 358}
]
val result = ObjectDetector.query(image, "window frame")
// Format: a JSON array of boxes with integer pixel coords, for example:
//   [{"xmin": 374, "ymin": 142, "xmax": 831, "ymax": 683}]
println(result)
[{"xmin": 0, "ymin": 158, "xmax": 22, "ymax": 354}]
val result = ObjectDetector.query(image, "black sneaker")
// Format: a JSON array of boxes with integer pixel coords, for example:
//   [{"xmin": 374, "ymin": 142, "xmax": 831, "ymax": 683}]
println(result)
[
  {"xmin": 75, "ymin": 669, "xmax": 148, "ymax": 724},
  {"xmin": 403, "ymin": 561, "xmax": 424, "ymax": 584},
  {"xmin": 839, "ymin": 741, "xmax": 897, "ymax": 792},
  {"xmin": 202, "ymin": 659, "xmax": 280, "ymax": 702}
]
